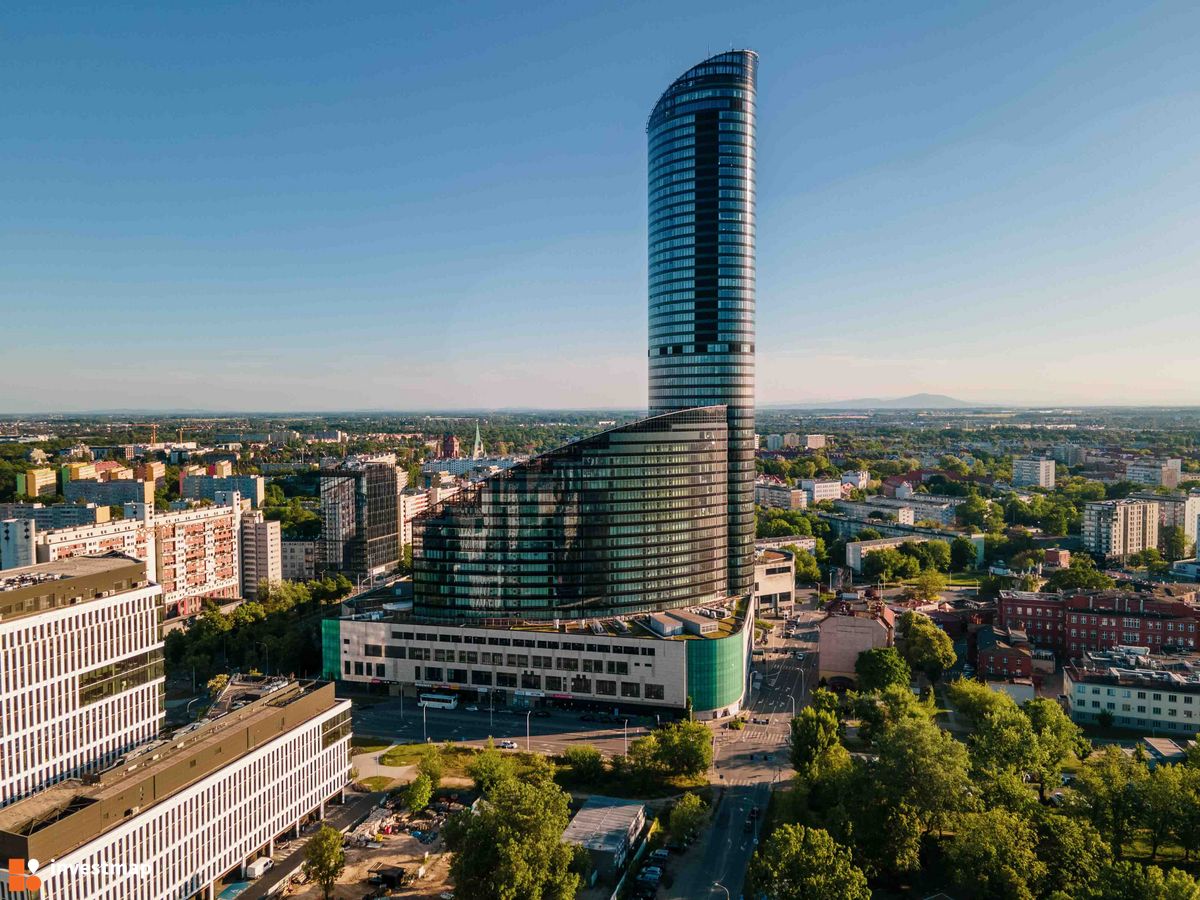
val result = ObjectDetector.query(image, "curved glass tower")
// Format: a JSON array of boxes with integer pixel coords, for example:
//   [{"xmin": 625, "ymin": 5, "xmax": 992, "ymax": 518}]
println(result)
[
  {"xmin": 412, "ymin": 407, "xmax": 729, "ymax": 622},
  {"xmin": 647, "ymin": 50, "xmax": 757, "ymax": 597}
]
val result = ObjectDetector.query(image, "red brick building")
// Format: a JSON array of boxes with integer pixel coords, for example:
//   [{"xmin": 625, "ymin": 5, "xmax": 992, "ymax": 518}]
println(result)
[
  {"xmin": 976, "ymin": 625, "xmax": 1033, "ymax": 678},
  {"xmin": 998, "ymin": 589, "xmax": 1200, "ymax": 658}
]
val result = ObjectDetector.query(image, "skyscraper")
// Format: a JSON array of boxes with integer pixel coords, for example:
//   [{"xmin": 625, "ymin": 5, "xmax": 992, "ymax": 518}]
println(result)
[{"xmin": 647, "ymin": 50, "xmax": 757, "ymax": 597}]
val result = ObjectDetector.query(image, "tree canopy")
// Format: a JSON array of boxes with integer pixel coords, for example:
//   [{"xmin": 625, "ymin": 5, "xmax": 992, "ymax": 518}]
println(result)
[{"xmin": 749, "ymin": 825, "xmax": 871, "ymax": 900}]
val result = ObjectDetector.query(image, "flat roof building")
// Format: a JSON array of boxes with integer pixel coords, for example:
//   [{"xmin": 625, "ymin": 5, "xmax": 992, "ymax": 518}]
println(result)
[
  {"xmin": 562, "ymin": 796, "xmax": 646, "ymax": 883},
  {"xmin": 0, "ymin": 555, "xmax": 163, "ymax": 808}
]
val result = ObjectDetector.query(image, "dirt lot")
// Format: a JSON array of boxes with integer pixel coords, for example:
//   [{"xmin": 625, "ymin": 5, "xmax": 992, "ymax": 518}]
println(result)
[{"xmin": 282, "ymin": 832, "xmax": 455, "ymax": 899}]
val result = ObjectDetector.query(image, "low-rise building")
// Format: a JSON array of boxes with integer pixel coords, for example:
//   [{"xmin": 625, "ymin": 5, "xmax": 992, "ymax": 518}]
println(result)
[
  {"xmin": 754, "ymin": 549, "xmax": 795, "ymax": 616},
  {"xmin": 840, "ymin": 470, "xmax": 870, "ymax": 490},
  {"xmin": 1064, "ymin": 650, "xmax": 1200, "ymax": 735},
  {"xmin": 845, "ymin": 534, "xmax": 984, "ymax": 574},
  {"xmin": 805, "ymin": 434, "xmax": 826, "ymax": 450},
  {"xmin": 976, "ymin": 625, "xmax": 1033, "ymax": 679},
  {"xmin": 999, "ymin": 588, "xmax": 1200, "ymax": 657},
  {"xmin": 818, "ymin": 600, "xmax": 895, "ymax": 684},
  {"xmin": 562, "ymin": 796, "xmax": 646, "ymax": 884},
  {"xmin": 326, "ymin": 596, "xmax": 754, "ymax": 720}
]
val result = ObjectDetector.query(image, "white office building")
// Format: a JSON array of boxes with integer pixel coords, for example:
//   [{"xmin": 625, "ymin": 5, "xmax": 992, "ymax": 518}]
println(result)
[
  {"xmin": 0, "ymin": 681, "xmax": 351, "ymax": 900},
  {"xmin": 0, "ymin": 556, "xmax": 164, "ymax": 808}
]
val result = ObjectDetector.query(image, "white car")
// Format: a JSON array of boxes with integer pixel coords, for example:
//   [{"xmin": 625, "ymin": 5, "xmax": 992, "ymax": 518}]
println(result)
[
  {"xmin": 464, "ymin": 704, "xmax": 479, "ymax": 712},
  {"xmin": 498, "ymin": 740, "xmax": 519, "ymax": 749}
]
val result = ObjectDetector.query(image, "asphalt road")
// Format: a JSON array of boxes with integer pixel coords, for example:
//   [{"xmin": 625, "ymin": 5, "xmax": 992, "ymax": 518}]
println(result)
[{"xmin": 664, "ymin": 608, "xmax": 821, "ymax": 900}]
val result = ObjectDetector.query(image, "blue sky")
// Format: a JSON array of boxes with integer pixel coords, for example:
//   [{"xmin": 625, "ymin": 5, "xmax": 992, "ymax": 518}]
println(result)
[{"xmin": 2, "ymin": 1, "xmax": 1197, "ymax": 411}]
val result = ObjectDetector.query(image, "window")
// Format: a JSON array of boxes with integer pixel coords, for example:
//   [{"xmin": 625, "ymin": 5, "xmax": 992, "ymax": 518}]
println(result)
[
  {"xmin": 375, "ymin": 663, "xmax": 385, "ymax": 677},
  {"xmin": 471, "ymin": 671, "xmax": 492, "ymax": 686},
  {"xmin": 447, "ymin": 668, "xmax": 468, "ymax": 683},
  {"xmin": 385, "ymin": 646, "xmax": 406, "ymax": 659},
  {"xmin": 545, "ymin": 676, "xmax": 564, "ymax": 692},
  {"xmin": 596, "ymin": 680, "xmax": 617, "ymax": 697},
  {"xmin": 364, "ymin": 644, "xmax": 382, "ymax": 657},
  {"xmin": 497, "ymin": 672, "xmax": 517, "ymax": 688},
  {"xmin": 645, "ymin": 684, "xmax": 665, "ymax": 700},
  {"xmin": 621, "ymin": 682, "xmax": 641, "ymax": 698},
  {"xmin": 353, "ymin": 662, "xmax": 364, "ymax": 676},
  {"xmin": 556, "ymin": 658, "xmax": 579, "ymax": 671},
  {"xmin": 607, "ymin": 661, "xmax": 630, "ymax": 676},
  {"xmin": 571, "ymin": 675, "xmax": 593, "ymax": 694},
  {"xmin": 521, "ymin": 673, "xmax": 541, "ymax": 689}
]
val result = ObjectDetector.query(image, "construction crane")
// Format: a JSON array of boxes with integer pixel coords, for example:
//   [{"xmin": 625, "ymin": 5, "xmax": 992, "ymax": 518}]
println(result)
[{"xmin": 129, "ymin": 423, "xmax": 159, "ymax": 445}]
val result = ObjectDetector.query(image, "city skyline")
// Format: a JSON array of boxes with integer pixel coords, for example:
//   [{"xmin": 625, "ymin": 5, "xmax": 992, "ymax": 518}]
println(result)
[{"xmin": 4, "ymin": 1, "xmax": 1199, "ymax": 411}]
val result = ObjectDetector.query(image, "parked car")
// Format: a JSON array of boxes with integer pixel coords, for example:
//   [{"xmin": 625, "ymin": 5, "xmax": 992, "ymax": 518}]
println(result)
[
  {"xmin": 531, "ymin": 709, "xmax": 551, "ymax": 718},
  {"xmin": 650, "ymin": 848, "xmax": 670, "ymax": 863},
  {"xmin": 580, "ymin": 713, "xmax": 598, "ymax": 722},
  {"xmin": 498, "ymin": 740, "xmax": 519, "ymax": 749},
  {"xmin": 464, "ymin": 704, "xmax": 479, "ymax": 712}
]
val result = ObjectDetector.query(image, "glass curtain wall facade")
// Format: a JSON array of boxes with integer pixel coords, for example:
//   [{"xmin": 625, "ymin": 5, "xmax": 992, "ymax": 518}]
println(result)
[
  {"xmin": 412, "ymin": 407, "xmax": 728, "ymax": 622},
  {"xmin": 647, "ymin": 50, "xmax": 757, "ymax": 597}
]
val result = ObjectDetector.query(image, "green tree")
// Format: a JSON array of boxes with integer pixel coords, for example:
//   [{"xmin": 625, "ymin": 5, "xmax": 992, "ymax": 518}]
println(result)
[
  {"xmin": 654, "ymin": 720, "xmax": 712, "ymax": 777},
  {"xmin": 405, "ymin": 772, "xmax": 433, "ymax": 813},
  {"xmin": 467, "ymin": 741, "xmax": 515, "ymax": 795},
  {"xmin": 945, "ymin": 809, "xmax": 1046, "ymax": 900},
  {"xmin": 1074, "ymin": 745, "xmax": 1149, "ymax": 857},
  {"xmin": 561, "ymin": 745, "xmax": 605, "ymax": 783},
  {"xmin": 1092, "ymin": 861, "xmax": 1200, "ymax": 900},
  {"xmin": 788, "ymin": 707, "xmax": 846, "ymax": 780},
  {"xmin": 1172, "ymin": 765, "xmax": 1200, "ymax": 861},
  {"xmin": 897, "ymin": 610, "xmax": 956, "ymax": 682},
  {"xmin": 787, "ymin": 546, "xmax": 821, "ymax": 583},
  {"xmin": 669, "ymin": 791, "xmax": 708, "ymax": 840},
  {"xmin": 748, "ymin": 825, "xmax": 871, "ymax": 900},
  {"xmin": 1044, "ymin": 555, "xmax": 1115, "ymax": 591},
  {"xmin": 871, "ymin": 714, "xmax": 972, "ymax": 838},
  {"xmin": 443, "ymin": 777, "xmax": 579, "ymax": 900},
  {"xmin": 1034, "ymin": 812, "xmax": 1111, "ymax": 898},
  {"xmin": 1024, "ymin": 697, "xmax": 1089, "ymax": 801},
  {"xmin": 854, "ymin": 647, "xmax": 911, "ymax": 693},
  {"xmin": 302, "ymin": 824, "xmax": 346, "ymax": 900},
  {"xmin": 1139, "ymin": 763, "xmax": 1183, "ymax": 859},
  {"xmin": 418, "ymin": 744, "xmax": 443, "ymax": 789},
  {"xmin": 1163, "ymin": 525, "xmax": 1193, "ymax": 562},
  {"xmin": 909, "ymin": 568, "xmax": 947, "ymax": 602}
]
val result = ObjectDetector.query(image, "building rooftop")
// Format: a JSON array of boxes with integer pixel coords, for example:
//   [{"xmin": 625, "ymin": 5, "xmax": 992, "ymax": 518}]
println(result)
[
  {"xmin": 0, "ymin": 555, "xmax": 151, "ymax": 623},
  {"xmin": 562, "ymin": 796, "xmax": 645, "ymax": 855},
  {"xmin": 0, "ymin": 679, "xmax": 344, "ymax": 861},
  {"xmin": 341, "ymin": 596, "xmax": 748, "ymax": 642}
]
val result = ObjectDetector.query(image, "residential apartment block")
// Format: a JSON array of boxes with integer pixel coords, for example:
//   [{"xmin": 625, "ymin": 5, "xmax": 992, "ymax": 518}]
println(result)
[
  {"xmin": 817, "ymin": 600, "xmax": 895, "ymax": 684},
  {"xmin": 15, "ymin": 468, "xmax": 56, "ymax": 498},
  {"xmin": 1082, "ymin": 498, "xmax": 1159, "ymax": 561},
  {"xmin": 1130, "ymin": 490, "xmax": 1200, "ymax": 552},
  {"xmin": 63, "ymin": 478, "xmax": 154, "ymax": 507},
  {"xmin": 240, "ymin": 511, "xmax": 282, "ymax": 600},
  {"xmin": 181, "ymin": 472, "xmax": 266, "ymax": 508},
  {"xmin": 1012, "ymin": 456, "xmax": 1056, "ymax": 489},
  {"xmin": 281, "ymin": 540, "xmax": 316, "ymax": 582},
  {"xmin": 754, "ymin": 477, "xmax": 807, "ymax": 511},
  {"xmin": 1126, "ymin": 458, "xmax": 1182, "ymax": 489},
  {"xmin": 0, "ymin": 501, "xmax": 110, "ymax": 529},
  {"xmin": 800, "ymin": 478, "xmax": 841, "ymax": 504}
]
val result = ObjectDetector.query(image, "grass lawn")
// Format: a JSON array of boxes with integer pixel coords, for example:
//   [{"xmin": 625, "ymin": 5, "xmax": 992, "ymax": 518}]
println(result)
[
  {"xmin": 351, "ymin": 735, "xmax": 393, "ymax": 753},
  {"xmin": 357, "ymin": 775, "xmax": 395, "ymax": 792}
]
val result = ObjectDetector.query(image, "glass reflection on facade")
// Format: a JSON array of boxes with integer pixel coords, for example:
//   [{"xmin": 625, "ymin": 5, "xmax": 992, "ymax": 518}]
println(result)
[
  {"xmin": 412, "ymin": 407, "xmax": 728, "ymax": 622},
  {"xmin": 647, "ymin": 50, "xmax": 757, "ymax": 597}
]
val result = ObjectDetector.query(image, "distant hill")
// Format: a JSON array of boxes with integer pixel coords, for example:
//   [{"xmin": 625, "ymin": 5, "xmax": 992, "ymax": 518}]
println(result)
[{"xmin": 771, "ymin": 393, "xmax": 987, "ymax": 410}]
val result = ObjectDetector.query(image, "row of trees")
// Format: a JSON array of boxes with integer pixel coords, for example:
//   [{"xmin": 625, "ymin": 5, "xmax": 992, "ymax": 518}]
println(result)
[{"xmin": 164, "ymin": 576, "xmax": 353, "ymax": 685}]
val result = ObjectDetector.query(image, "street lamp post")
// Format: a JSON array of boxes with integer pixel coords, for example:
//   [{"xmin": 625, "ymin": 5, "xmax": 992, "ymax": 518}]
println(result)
[
  {"xmin": 526, "ymin": 710, "xmax": 532, "ymax": 752},
  {"xmin": 622, "ymin": 719, "xmax": 629, "ymax": 756},
  {"xmin": 713, "ymin": 882, "xmax": 730, "ymax": 899},
  {"xmin": 422, "ymin": 703, "xmax": 428, "ymax": 743}
]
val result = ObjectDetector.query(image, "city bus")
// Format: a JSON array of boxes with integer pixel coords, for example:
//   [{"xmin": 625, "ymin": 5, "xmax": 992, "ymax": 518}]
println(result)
[{"xmin": 418, "ymin": 693, "xmax": 458, "ymax": 710}]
